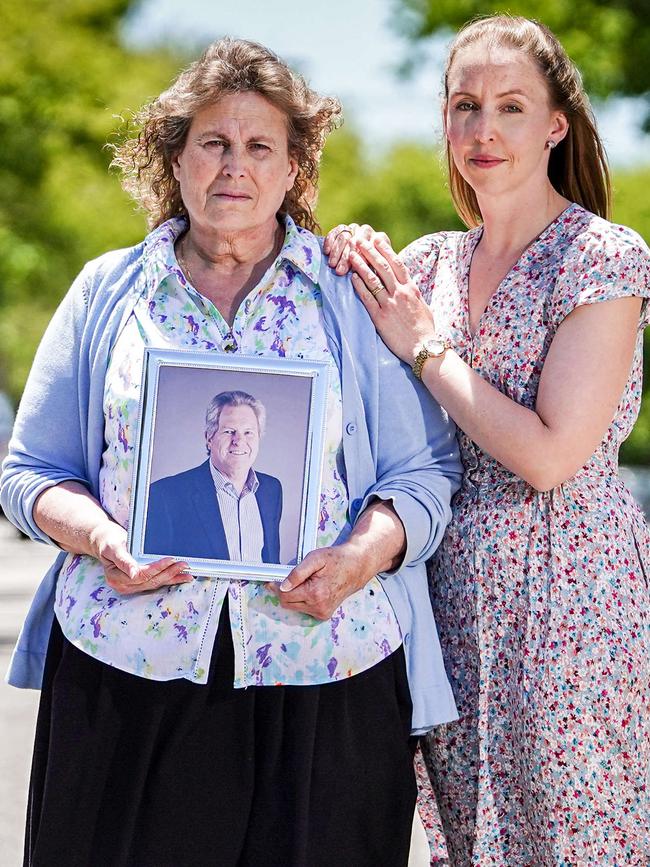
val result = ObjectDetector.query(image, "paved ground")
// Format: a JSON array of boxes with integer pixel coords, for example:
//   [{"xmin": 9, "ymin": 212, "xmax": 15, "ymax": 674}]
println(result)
[{"xmin": 0, "ymin": 520, "xmax": 55, "ymax": 865}]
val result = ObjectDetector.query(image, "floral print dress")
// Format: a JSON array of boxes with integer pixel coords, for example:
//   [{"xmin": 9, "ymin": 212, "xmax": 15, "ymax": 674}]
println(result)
[{"xmin": 405, "ymin": 204, "xmax": 650, "ymax": 865}]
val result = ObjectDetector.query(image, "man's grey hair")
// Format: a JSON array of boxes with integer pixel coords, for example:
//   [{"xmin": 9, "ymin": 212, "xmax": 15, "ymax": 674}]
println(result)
[{"xmin": 205, "ymin": 390, "xmax": 266, "ymax": 443}]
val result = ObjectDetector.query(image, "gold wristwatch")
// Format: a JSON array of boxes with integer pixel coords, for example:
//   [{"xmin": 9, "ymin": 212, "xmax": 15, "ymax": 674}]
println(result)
[{"xmin": 412, "ymin": 336, "xmax": 452, "ymax": 380}]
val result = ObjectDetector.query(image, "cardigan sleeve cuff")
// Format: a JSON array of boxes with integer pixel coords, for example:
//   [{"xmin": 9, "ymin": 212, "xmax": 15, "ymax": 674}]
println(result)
[
  {"xmin": 353, "ymin": 488, "xmax": 434, "ymax": 574},
  {"xmin": 1, "ymin": 469, "xmax": 88, "ymax": 546}
]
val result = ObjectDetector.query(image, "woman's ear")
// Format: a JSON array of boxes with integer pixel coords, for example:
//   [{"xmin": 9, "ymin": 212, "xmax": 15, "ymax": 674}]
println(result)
[
  {"xmin": 286, "ymin": 157, "xmax": 299, "ymax": 192},
  {"xmin": 550, "ymin": 111, "xmax": 569, "ymax": 145},
  {"xmin": 171, "ymin": 149, "xmax": 183, "ymax": 182}
]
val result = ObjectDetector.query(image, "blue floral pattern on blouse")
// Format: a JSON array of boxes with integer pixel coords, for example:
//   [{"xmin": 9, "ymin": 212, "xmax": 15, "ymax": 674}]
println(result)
[{"xmin": 54, "ymin": 216, "xmax": 401, "ymax": 688}]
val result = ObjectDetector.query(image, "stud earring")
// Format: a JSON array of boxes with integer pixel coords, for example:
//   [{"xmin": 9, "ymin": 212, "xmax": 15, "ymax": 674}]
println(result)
[{"xmin": 546, "ymin": 139, "xmax": 557, "ymax": 149}]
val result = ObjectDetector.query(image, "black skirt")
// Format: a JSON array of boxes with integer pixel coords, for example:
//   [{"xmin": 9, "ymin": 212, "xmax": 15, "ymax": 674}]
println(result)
[{"xmin": 25, "ymin": 606, "xmax": 417, "ymax": 867}]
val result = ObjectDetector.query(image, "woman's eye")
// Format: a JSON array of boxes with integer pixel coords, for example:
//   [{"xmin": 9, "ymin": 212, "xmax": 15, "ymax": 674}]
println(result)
[
  {"xmin": 250, "ymin": 142, "xmax": 270, "ymax": 152},
  {"xmin": 503, "ymin": 104, "xmax": 522, "ymax": 113},
  {"xmin": 455, "ymin": 102, "xmax": 476, "ymax": 112},
  {"xmin": 205, "ymin": 139, "xmax": 226, "ymax": 148}
]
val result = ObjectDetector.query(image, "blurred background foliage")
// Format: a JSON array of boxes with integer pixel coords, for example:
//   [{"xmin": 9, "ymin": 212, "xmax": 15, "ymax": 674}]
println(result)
[
  {"xmin": 393, "ymin": 0, "xmax": 650, "ymax": 126},
  {"xmin": 0, "ymin": 0, "xmax": 179, "ymax": 399},
  {"xmin": 1, "ymin": 0, "xmax": 649, "ymax": 463}
]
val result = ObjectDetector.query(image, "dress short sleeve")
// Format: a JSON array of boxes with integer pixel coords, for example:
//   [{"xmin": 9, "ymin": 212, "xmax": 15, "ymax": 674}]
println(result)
[
  {"xmin": 400, "ymin": 233, "xmax": 447, "ymax": 304},
  {"xmin": 551, "ymin": 223, "xmax": 650, "ymax": 330}
]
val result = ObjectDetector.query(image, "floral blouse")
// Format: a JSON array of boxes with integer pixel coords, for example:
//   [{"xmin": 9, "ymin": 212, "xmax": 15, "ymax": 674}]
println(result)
[{"xmin": 54, "ymin": 216, "xmax": 401, "ymax": 687}]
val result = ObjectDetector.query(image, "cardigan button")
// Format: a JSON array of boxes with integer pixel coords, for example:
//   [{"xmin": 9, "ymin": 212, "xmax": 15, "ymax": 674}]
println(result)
[
  {"xmin": 351, "ymin": 498, "xmax": 362, "ymax": 512},
  {"xmin": 345, "ymin": 422, "xmax": 357, "ymax": 435}
]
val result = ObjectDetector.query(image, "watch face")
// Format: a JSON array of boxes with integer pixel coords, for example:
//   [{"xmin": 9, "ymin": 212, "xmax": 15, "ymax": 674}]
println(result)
[{"xmin": 424, "ymin": 338, "xmax": 445, "ymax": 356}]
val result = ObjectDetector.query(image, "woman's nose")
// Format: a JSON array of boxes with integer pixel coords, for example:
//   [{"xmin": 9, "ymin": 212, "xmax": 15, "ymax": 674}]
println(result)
[
  {"xmin": 473, "ymin": 110, "xmax": 496, "ymax": 143},
  {"xmin": 222, "ymin": 146, "xmax": 247, "ymax": 177}
]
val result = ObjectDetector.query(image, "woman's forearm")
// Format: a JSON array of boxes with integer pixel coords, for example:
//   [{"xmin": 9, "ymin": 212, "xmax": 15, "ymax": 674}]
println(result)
[
  {"xmin": 345, "ymin": 228, "xmax": 641, "ymax": 493},
  {"xmin": 421, "ymin": 351, "xmax": 558, "ymax": 489},
  {"xmin": 347, "ymin": 498, "xmax": 407, "ymax": 576},
  {"xmin": 33, "ymin": 480, "xmax": 117, "ymax": 558},
  {"xmin": 420, "ymin": 293, "xmax": 639, "ymax": 491},
  {"xmin": 33, "ymin": 480, "xmax": 191, "ymax": 594}
]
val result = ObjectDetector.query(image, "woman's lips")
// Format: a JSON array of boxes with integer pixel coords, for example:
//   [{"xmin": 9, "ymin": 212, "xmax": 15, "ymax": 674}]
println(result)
[
  {"xmin": 468, "ymin": 156, "xmax": 505, "ymax": 169},
  {"xmin": 214, "ymin": 192, "xmax": 251, "ymax": 200}
]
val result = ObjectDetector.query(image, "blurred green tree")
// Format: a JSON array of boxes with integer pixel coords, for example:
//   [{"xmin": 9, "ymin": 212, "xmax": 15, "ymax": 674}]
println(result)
[
  {"xmin": 318, "ymin": 129, "xmax": 463, "ymax": 250},
  {"xmin": 392, "ymin": 0, "xmax": 650, "ymax": 129},
  {"xmin": 611, "ymin": 166, "xmax": 650, "ymax": 464},
  {"xmin": 0, "ymin": 0, "xmax": 179, "ymax": 397}
]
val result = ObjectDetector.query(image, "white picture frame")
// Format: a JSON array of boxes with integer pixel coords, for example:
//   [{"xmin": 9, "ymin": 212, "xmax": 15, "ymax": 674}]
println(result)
[{"xmin": 128, "ymin": 348, "xmax": 330, "ymax": 581}]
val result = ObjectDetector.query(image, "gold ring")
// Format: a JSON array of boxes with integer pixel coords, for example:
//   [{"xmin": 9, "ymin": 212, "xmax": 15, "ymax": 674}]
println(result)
[{"xmin": 369, "ymin": 284, "xmax": 385, "ymax": 298}]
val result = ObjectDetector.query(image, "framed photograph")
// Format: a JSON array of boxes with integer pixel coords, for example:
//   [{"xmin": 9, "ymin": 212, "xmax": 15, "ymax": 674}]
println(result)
[{"xmin": 128, "ymin": 347, "xmax": 330, "ymax": 581}]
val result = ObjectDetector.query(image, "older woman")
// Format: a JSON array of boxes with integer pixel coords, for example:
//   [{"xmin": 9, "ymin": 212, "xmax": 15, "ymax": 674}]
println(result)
[
  {"xmin": 327, "ymin": 14, "xmax": 650, "ymax": 865},
  {"xmin": 0, "ymin": 38, "xmax": 460, "ymax": 867}
]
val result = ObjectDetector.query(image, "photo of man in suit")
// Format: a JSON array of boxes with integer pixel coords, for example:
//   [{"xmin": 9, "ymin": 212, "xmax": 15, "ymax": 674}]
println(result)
[{"xmin": 144, "ymin": 390, "xmax": 283, "ymax": 563}]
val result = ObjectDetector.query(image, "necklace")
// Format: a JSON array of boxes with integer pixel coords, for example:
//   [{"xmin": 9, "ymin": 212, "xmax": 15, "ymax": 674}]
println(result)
[
  {"xmin": 176, "ymin": 222, "xmax": 285, "ymax": 290},
  {"xmin": 176, "ymin": 236, "xmax": 195, "ymax": 286}
]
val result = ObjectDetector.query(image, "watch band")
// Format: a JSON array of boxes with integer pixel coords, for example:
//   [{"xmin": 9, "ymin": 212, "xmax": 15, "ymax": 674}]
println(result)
[{"xmin": 412, "ymin": 337, "xmax": 452, "ymax": 380}]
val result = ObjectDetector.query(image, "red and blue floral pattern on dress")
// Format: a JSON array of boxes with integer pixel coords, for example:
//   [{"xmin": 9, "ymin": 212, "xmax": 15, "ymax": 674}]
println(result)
[{"xmin": 406, "ymin": 204, "xmax": 650, "ymax": 865}]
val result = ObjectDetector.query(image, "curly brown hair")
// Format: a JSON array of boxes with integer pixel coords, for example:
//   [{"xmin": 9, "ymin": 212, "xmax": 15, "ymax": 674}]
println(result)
[{"xmin": 112, "ymin": 38, "xmax": 342, "ymax": 232}]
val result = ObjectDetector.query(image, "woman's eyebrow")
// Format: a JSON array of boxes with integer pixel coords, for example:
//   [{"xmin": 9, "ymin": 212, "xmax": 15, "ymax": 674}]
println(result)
[
  {"xmin": 449, "ymin": 88, "xmax": 529, "ymax": 98},
  {"xmin": 196, "ymin": 128, "xmax": 277, "ymax": 142},
  {"xmin": 494, "ymin": 88, "xmax": 528, "ymax": 98}
]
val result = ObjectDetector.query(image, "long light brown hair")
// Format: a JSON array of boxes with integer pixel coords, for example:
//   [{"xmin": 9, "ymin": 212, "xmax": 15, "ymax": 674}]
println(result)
[
  {"xmin": 443, "ymin": 15, "xmax": 612, "ymax": 227},
  {"xmin": 112, "ymin": 38, "xmax": 341, "ymax": 231}
]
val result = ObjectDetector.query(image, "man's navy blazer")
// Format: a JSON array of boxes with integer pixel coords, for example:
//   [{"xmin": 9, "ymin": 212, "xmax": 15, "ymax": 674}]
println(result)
[{"xmin": 144, "ymin": 459, "xmax": 283, "ymax": 563}]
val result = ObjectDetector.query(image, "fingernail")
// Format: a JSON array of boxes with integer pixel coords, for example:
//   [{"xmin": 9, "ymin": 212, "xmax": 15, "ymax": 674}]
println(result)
[{"xmin": 279, "ymin": 579, "xmax": 292, "ymax": 591}]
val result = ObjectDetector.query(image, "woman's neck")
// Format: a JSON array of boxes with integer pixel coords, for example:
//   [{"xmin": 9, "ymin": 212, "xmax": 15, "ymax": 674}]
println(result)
[
  {"xmin": 181, "ymin": 218, "xmax": 283, "ymax": 275},
  {"xmin": 176, "ymin": 219, "xmax": 284, "ymax": 325},
  {"xmin": 476, "ymin": 183, "xmax": 571, "ymax": 259}
]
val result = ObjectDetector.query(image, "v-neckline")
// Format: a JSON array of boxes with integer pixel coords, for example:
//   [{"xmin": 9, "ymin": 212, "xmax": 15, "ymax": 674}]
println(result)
[{"xmin": 463, "ymin": 202, "xmax": 578, "ymax": 340}]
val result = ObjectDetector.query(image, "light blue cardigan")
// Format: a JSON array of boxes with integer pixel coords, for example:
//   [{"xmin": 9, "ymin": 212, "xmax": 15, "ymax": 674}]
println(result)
[{"xmin": 0, "ymin": 230, "xmax": 462, "ymax": 733}]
